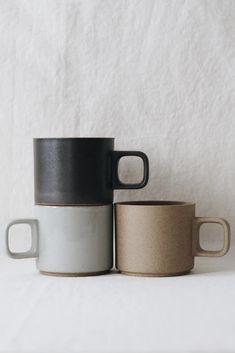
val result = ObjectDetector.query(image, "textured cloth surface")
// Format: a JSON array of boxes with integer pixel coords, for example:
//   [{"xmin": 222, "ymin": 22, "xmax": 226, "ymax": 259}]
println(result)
[
  {"xmin": 0, "ymin": 0, "xmax": 235, "ymax": 251},
  {"xmin": 0, "ymin": 1, "xmax": 235, "ymax": 352},
  {"xmin": 0, "ymin": 0, "xmax": 234, "ymax": 251},
  {"xmin": 0, "ymin": 257, "xmax": 235, "ymax": 353}
]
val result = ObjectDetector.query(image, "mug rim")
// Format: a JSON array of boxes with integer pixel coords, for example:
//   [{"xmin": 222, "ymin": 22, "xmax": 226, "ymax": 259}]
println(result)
[
  {"xmin": 115, "ymin": 200, "xmax": 195, "ymax": 207},
  {"xmin": 33, "ymin": 137, "xmax": 114, "ymax": 141},
  {"xmin": 35, "ymin": 203, "xmax": 112, "ymax": 208}
]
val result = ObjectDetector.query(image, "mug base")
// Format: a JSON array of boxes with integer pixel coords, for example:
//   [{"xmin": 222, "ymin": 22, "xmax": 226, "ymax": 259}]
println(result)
[
  {"xmin": 40, "ymin": 269, "xmax": 110, "ymax": 277},
  {"xmin": 119, "ymin": 268, "xmax": 192, "ymax": 277}
]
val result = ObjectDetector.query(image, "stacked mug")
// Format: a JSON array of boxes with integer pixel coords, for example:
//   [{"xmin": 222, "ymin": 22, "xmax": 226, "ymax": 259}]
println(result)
[
  {"xmin": 6, "ymin": 137, "xmax": 231, "ymax": 277},
  {"xmin": 6, "ymin": 138, "xmax": 149, "ymax": 276}
]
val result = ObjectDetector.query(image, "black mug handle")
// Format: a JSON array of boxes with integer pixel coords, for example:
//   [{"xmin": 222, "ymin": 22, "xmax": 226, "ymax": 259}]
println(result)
[{"xmin": 112, "ymin": 151, "xmax": 149, "ymax": 189}]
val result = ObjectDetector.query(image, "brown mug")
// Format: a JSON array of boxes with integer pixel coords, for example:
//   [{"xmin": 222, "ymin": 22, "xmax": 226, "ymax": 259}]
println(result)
[{"xmin": 115, "ymin": 201, "xmax": 230, "ymax": 277}]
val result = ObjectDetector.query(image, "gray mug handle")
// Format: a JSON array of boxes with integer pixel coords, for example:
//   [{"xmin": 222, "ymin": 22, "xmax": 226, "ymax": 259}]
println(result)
[{"xmin": 6, "ymin": 219, "xmax": 39, "ymax": 259}]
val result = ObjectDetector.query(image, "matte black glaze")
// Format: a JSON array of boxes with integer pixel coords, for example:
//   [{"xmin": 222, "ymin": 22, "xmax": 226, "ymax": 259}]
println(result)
[{"xmin": 34, "ymin": 138, "xmax": 149, "ymax": 205}]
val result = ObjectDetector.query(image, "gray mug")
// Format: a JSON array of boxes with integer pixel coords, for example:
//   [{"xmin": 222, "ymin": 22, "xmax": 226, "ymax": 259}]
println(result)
[{"xmin": 6, "ymin": 205, "xmax": 113, "ymax": 276}]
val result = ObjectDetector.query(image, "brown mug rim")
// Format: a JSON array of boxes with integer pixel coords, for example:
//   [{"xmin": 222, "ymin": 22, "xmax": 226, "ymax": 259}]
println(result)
[{"xmin": 115, "ymin": 200, "xmax": 195, "ymax": 207}]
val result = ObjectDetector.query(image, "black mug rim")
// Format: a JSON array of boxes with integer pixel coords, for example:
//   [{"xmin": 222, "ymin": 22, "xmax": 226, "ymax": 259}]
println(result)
[{"xmin": 33, "ymin": 137, "xmax": 114, "ymax": 141}]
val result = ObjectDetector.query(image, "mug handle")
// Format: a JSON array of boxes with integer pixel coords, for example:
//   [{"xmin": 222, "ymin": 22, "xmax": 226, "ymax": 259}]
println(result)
[
  {"xmin": 6, "ymin": 219, "xmax": 39, "ymax": 259},
  {"xmin": 112, "ymin": 151, "xmax": 149, "ymax": 189},
  {"xmin": 192, "ymin": 217, "xmax": 230, "ymax": 257}
]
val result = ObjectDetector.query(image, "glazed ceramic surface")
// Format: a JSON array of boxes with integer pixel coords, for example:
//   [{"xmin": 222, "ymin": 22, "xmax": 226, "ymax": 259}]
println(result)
[
  {"xmin": 115, "ymin": 201, "xmax": 230, "ymax": 277},
  {"xmin": 34, "ymin": 138, "xmax": 149, "ymax": 205},
  {"xmin": 6, "ymin": 205, "xmax": 113, "ymax": 276}
]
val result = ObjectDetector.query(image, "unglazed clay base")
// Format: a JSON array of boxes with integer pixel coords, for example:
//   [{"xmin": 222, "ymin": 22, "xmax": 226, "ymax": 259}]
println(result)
[
  {"xmin": 119, "ymin": 268, "xmax": 193, "ymax": 277},
  {"xmin": 40, "ymin": 270, "xmax": 110, "ymax": 277}
]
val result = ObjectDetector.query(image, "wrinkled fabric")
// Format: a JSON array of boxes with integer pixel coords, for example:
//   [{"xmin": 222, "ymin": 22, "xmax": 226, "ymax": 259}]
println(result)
[
  {"xmin": 0, "ymin": 1, "xmax": 235, "ymax": 352},
  {"xmin": 0, "ymin": 257, "xmax": 234, "ymax": 353},
  {"xmin": 0, "ymin": 0, "xmax": 234, "ymax": 251}
]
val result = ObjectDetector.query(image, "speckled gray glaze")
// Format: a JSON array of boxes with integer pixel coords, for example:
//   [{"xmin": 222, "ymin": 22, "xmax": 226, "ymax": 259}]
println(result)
[{"xmin": 6, "ymin": 205, "xmax": 113, "ymax": 276}]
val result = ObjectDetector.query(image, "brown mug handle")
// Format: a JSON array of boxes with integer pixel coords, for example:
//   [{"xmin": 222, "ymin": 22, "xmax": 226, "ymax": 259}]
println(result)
[{"xmin": 192, "ymin": 217, "xmax": 230, "ymax": 257}]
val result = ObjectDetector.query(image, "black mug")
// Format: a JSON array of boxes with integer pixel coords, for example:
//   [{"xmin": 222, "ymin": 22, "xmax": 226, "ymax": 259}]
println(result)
[{"xmin": 34, "ymin": 138, "xmax": 149, "ymax": 205}]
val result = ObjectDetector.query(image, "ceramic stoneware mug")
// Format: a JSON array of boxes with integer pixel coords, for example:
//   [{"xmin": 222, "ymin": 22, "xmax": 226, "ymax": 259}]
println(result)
[
  {"xmin": 34, "ymin": 137, "xmax": 149, "ymax": 205},
  {"xmin": 115, "ymin": 201, "xmax": 230, "ymax": 276},
  {"xmin": 6, "ymin": 205, "xmax": 113, "ymax": 276}
]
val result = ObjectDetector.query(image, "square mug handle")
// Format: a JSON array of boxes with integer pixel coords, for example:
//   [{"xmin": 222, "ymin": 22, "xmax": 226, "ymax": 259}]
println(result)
[
  {"xmin": 192, "ymin": 217, "xmax": 230, "ymax": 257},
  {"xmin": 6, "ymin": 219, "xmax": 39, "ymax": 259},
  {"xmin": 112, "ymin": 151, "xmax": 149, "ymax": 189}
]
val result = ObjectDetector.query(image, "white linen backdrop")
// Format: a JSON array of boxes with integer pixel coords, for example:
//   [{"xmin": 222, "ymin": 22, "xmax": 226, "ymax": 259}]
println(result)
[{"xmin": 0, "ymin": 0, "xmax": 234, "ymax": 260}]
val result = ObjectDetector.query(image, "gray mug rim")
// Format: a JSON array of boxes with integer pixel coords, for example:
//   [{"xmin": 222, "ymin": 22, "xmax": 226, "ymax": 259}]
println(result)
[{"xmin": 34, "ymin": 204, "xmax": 112, "ymax": 208}]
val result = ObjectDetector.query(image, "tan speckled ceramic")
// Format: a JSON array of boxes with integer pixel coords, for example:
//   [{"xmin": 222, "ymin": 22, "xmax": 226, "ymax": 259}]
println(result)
[{"xmin": 115, "ymin": 201, "xmax": 230, "ymax": 277}]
